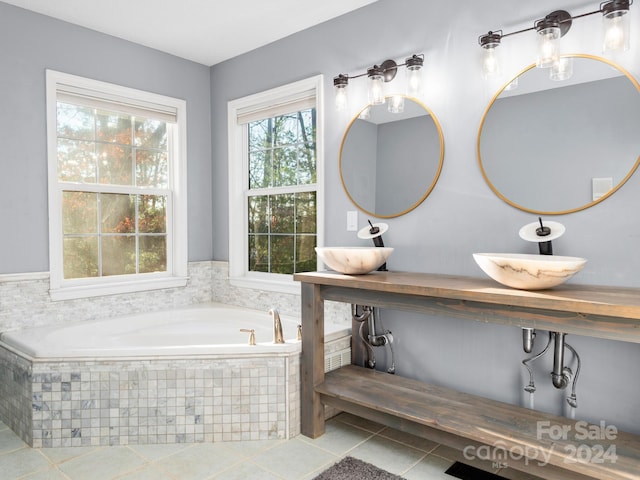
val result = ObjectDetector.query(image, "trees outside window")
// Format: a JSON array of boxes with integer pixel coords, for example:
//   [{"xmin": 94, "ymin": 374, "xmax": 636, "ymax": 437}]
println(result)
[
  {"xmin": 47, "ymin": 71, "xmax": 187, "ymax": 299},
  {"xmin": 228, "ymin": 76, "xmax": 324, "ymax": 293},
  {"xmin": 247, "ymin": 108, "xmax": 317, "ymax": 275}
]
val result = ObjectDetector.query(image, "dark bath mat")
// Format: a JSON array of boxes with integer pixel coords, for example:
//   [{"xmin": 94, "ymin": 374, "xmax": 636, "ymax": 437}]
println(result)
[
  {"xmin": 445, "ymin": 461, "xmax": 506, "ymax": 479},
  {"xmin": 312, "ymin": 456, "xmax": 406, "ymax": 480}
]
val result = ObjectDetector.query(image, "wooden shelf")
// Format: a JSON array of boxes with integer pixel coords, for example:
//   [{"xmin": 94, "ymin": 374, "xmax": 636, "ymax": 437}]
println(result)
[
  {"xmin": 295, "ymin": 271, "xmax": 640, "ymax": 479},
  {"xmin": 319, "ymin": 365, "xmax": 640, "ymax": 480}
]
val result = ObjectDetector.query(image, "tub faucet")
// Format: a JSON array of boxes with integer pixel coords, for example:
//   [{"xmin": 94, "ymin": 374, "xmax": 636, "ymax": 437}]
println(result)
[{"xmin": 269, "ymin": 308, "xmax": 285, "ymax": 344}]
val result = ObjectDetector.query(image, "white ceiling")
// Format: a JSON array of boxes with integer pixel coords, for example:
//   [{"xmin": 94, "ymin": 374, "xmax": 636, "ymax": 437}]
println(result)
[{"xmin": 1, "ymin": 0, "xmax": 379, "ymax": 66}]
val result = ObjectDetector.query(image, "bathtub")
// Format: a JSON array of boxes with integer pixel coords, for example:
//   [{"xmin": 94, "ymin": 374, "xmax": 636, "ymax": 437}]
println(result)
[
  {"xmin": 0, "ymin": 302, "xmax": 347, "ymax": 358},
  {"xmin": 0, "ymin": 303, "xmax": 351, "ymax": 447}
]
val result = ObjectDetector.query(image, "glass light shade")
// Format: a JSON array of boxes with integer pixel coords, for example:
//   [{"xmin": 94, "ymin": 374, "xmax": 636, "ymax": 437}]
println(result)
[
  {"xmin": 504, "ymin": 76, "xmax": 519, "ymax": 91},
  {"xmin": 368, "ymin": 74, "xmax": 385, "ymax": 105},
  {"xmin": 358, "ymin": 106, "xmax": 371, "ymax": 120},
  {"xmin": 550, "ymin": 57, "xmax": 574, "ymax": 81},
  {"xmin": 536, "ymin": 26, "xmax": 561, "ymax": 68},
  {"xmin": 388, "ymin": 95, "xmax": 404, "ymax": 114},
  {"xmin": 334, "ymin": 84, "xmax": 348, "ymax": 111},
  {"xmin": 481, "ymin": 44, "xmax": 501, "ymax": 78},
  {"xmin": 603, "ymin": 10, "xmax": 630, "ymax": 51},
  {"xmin": 406, "ymin": 65, "xmax": 422, "ymax": 97}
]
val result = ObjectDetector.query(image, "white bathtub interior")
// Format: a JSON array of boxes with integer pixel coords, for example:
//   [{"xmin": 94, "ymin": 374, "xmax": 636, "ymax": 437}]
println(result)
[{"xmin": 0, "ymin": 302, "xmax": 349, "ymax": 358}]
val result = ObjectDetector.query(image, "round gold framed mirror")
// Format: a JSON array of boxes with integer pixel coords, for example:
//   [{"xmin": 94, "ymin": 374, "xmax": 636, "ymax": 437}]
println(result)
[
  {"xmin": 478, "ymin": 54, "xmax": 640, "ymax": 215},
  {"xmin": 339, "ymin": 96, "xmax": 444, "ymax": 218}
]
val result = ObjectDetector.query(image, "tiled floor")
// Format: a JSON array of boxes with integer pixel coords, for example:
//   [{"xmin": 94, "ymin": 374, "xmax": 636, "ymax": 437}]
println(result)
[{"xmin": 0, "ymin": 413, "xmax": 542, "ymax": 480}]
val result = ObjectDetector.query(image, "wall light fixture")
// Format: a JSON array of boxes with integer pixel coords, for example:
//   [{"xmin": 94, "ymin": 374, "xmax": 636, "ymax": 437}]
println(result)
[
  {"xmin": 479, "ymin": 1, "xmax": 632, "ymax": 79},
  {"xmin": 333, "ymin": 54, "xmax": 424, "ymax": 112}
]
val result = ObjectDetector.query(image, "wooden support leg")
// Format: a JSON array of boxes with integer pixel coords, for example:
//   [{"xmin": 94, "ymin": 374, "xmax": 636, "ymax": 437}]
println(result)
[{"xmin": 300, "ymin": 282, "xmax": 325, "ymax": 438}]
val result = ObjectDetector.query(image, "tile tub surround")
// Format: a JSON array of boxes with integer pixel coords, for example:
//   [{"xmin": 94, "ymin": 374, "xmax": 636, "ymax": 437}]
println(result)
[
  {"xmin": 0, "ymin": 334, "xmax": 350, "ymax": 448},
  {"xmin": 0, "ymin": 261, "xmax": 351, "ymax": 333}
]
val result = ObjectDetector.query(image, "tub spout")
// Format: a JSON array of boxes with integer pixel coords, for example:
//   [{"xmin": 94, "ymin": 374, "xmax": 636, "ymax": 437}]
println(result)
[{"xmin": 269, "ymin": 308, "xmax": 285, "ymax": 344}]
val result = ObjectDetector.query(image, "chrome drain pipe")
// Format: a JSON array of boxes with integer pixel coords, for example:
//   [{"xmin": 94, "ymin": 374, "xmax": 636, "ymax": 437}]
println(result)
[
  {"xmin": 551, "ymin": 332, "xmax": 572, "ymax": 389},
  {"xmin": 352, "ymin": 304, "xmax": 396, "ymax": 373}
]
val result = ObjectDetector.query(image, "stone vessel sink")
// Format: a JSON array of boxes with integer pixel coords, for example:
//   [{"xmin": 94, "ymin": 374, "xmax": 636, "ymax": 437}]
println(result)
[
  {"xmin": 315, "ymin": 247, "xmax": 394, "ymax": 274},
  {"xmin": 473, "ymin": 253, "xmax": 587, "ymax": 290}
]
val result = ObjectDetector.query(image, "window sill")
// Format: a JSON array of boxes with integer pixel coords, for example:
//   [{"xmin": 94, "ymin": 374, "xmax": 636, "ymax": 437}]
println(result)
[{"xmin": 49, "ymin": 276, "xmax": 189, "ymax": 301}]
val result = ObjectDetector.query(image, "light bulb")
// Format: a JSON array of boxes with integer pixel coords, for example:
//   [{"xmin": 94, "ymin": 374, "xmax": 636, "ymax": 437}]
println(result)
[
  {"xmin": 368, "ymin": 75, "xmax": 385, "ymax": 105},
  {"xmin": 334, "ymin": 85, "xmax": 348, "ymax": 111},
  {"xmin": 333, "ymin": 75, "xmax": 349, "ymax": 111},
  {"xmin": 479, "ymin": 32, "xmax": 501, "ymax": 79},
  {"xmin": 504, "ymin": 76, "xmax": 519, "ymax": 91},
  {"xmin": 603, "ymin": 12, "xmax": 630, "ymax": 51},
  {"xmin": 550, "ymin": 57, "xmax": 573, "ymax": 81},
  {"xmin": 407, "ymin": 68, "xmax": 422, "ymax": 97},
  {"xmin": 536, "ymin": 26, "xmax": 561, "ymax": 68},
  {"xmin": 388, "ymin": 95, "xmax": 404, "ymax": 114},
  {"xmin": 482, "ymin": 46, "xmax": 501, "ymax": 78},
  {"xmin": 405, "ymin": 54, "xmax": 424, "ymax": 97}
]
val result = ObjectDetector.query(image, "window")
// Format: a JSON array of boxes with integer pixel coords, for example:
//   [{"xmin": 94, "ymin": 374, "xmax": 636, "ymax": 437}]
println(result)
[
  {"xmin": 46, "ymin": 70, "xmax": 188, "ymax": 299},
  {"xmin": 228, "ymin": 76, "xmax": 324, "ymax": 293}
]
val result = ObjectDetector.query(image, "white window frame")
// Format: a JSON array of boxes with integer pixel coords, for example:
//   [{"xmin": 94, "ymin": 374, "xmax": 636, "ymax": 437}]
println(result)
[
  {"xmin": 228, "ymin": 75, "xmax": 324, "ymax": 294},
  {"xmin": 46, "ymin": 70, "xmax": 188, "ymax": 300}
]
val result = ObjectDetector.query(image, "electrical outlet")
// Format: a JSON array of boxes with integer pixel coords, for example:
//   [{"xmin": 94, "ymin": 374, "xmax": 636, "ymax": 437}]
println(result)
[{"xmin": 347, "ymin": 211, "xmax": 358, "ymax": 231}]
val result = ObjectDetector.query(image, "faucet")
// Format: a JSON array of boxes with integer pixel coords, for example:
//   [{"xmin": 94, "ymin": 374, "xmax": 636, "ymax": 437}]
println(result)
[
  {"xmin": 535, "ymin": 217, "xmax": 553, "ymax": 255},
  {"xmin": 357, "ymin": 219, "xmax": 389, "ymax": 271},
  {"xmin": 269, "ymin": 308, "xmax": 285, "ymax": 344},
  {"xmin": 519, "ymin": 217, "xmax": 565, "ymax": 256}
]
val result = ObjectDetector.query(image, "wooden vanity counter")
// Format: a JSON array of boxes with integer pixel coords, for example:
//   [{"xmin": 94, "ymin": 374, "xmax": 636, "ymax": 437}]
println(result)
[{"xmin": 294, "ymin": 271, "xmax": 640, "ymax": 480}]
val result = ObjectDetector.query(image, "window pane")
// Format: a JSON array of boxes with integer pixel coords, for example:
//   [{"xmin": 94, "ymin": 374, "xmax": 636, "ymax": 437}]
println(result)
[
  {"xmin": 58, "ymin": 139, "xmax": 96, "ymax": 183},
  {"xmin": 57, "ymin": 103, "xmax": 94, "ymax": 141},
  {"xmin": 272, "ymin": 146, "xmax": 297, "ymax": 187},
  {"xmin": 139, "ymin": 195, "xmax": 167, "ymax": 233},
  {"xmin": 139, "ymin": 236, "xmax": 167, "ymax": 273},
  {"xmin": 63, "ymin": 237, "xmax": 98, "ymax": 279},
  {"xmin": 249, "ymin": 119, "xmax": 270, "ymax": 149},
  {"xmin": 296, "ymin": 234, "xmax": 316, "ymax": 273},
  {"xmin": 271, "ymin": 194, "xmax": 294, "ymax": 233},
  {"xmin": 97, "ymin": 143, "xmax": 133, "ymax": 185},
  {"xmin": 273, "ymin": 114, "xmax": 298, "ymax": 146},
  {"xmin": 101, "ymin": 194, "xmax": 135, "ymax": 234},
  {"xmin": 244, "ymin": 103, "xmax": 316, "ymax": 277},
  {"xmin": 270, "ymin": 235, "xmax": 294, "ymax": 274},
  {"xmin": 96, "ymin": 111, "xmax": 132, "ymax": 144},
  {"xmin": 297, "ymin": 143, "xmax": 316, "ymax": 185},
  {"xmin": 248, "ymin": 196, "xmax": 268, "ymax": 234},
  {"xmin": 136, "ymin": 150, "xmax": 168, "ymax": 188},
  {"xmin": 248, "ymin": 149, "xmax": 271, "ymax": 189},
  {"xmin": 62, "ymin": 192, "xmax": 97, "ymax": 234},
  {"xmin": 248, "ymin": 234, "xmax": 269, "ymax": 272},
  {"xmin": 135, "ymin": 118, "xmax": 167, "ymax": 149},
  {"xmin": 298, "ymin": 109, "xmax": 315, "ymax": 140},
  {"xmin": 295, "ymin": 192, "xmax": 316, "ymax": 234},
  {"xmin": 102, "ymin": 236, "xmax": 136, "ymax": 276}
]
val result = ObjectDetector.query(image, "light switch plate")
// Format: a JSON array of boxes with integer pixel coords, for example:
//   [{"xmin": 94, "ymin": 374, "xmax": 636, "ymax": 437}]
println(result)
[
  {"xmin": 592, "ymin": 177, "xmax": 613, "ymax": 201},
  {"xmin": 347, "ymin": 211, "xmax": 358, "ymax": 231}
]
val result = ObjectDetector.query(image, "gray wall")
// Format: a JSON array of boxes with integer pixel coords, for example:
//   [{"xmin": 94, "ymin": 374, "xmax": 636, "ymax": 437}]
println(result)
[
  {"xmin": 0, "ymin": 2, "xmax": 213, "ymax": 273},
  {"xmin": 211, "ymin": 0, "xmax": 640, "ymax": 434}
]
